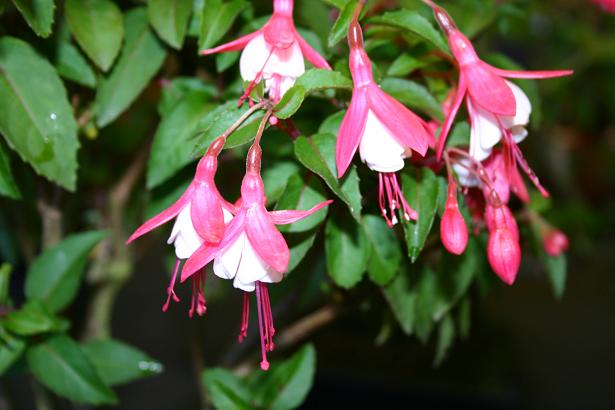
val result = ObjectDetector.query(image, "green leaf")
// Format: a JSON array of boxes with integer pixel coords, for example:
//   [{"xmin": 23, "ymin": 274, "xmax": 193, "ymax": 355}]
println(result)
[
  {"xmin": 147, "ymin": 93, "xmax": 215, "ymax": 188},
  {"xmin": 544, "ymin": 254, "xmax": 567, "ymax": 300},
  {"xmin": 0, "ymin": 142, "xmax": 20, "ymax": 199},
  {"xmin": 202, "ymin": 368, "xmax": 253, "ymax": 410},
  {"xmin": 382, "ymin": 264, "xmax": 416, "ymax": 335},
  {"xmin": 11, "ymin": 0, "xmax": 55, "ymax": 37},
  {"xmin": 328, "ymin": 0, "xmax": 359, "ymax": 48},
  {"xmin": 0, "ymin": 37, "xmax": 79, "ymax": 190},
  {"xmin": 157, "ymin": 76, "xmax": 216, "ymax": 116},
  {"xmin": 3, "ymin": 301, "xmax": 63, "ymax": 336},
  {"xmin": 191, "ymin": 101, "xmax": 265, "ymax": 155},
  {"xmin": 276, "ymin": 173, "xmax": 329, "ymax": 233},
  {"xmin": 94, "ymin": 8, "xmax": 166, "ymax": 127},
  {"xmin": 457, "ymin": 297, "xmax": 471, "ymax": 340},
  {"xmin": 55, "ymin": 42, "xmax": 97, "ymax": 88},
  {"xmin": 295, "ymin": 68, "xmax": 353, "ymax": 93},
  {"xmin": 447, "ymin": 121, "xmax": 470, "ymax": 148},
  {"xmin": 65, "ymin": 0, "xmax": 124, "ymax": 71},
  {"xmin": 0, "ymin": 263, "xmax": 11, "ymax": 305},
  {"xmin": 25, "ymin": 230, "xmax": 109, "ymax": 312},
  {"xmin": 380, "ymin": 77, "xmax": 444, "ymax": 121},
  {"xmin": 286, "ymin": 230, "xmax": 318, "ymax": 272},
  {"xmin": 148, "ymin": 0, "xmax": 193, "ymax": 49},
  {"xmin": 387, "ymin": 53, "xmax": 428, "ymax": 77},
  {"xmin": 325, "ymin": 213, "xmax": 368, "ymax": 288},
  {"xmin": 363, "ymin": 215, "xmax": 402, "ymax": 286},
  {"xmin": 0, "ymin": 326, "xmax": 25, "ymax": 374},
  {"xmin": 199, "ymin": 0, "xmax": 249, "ymax": 50},
  {"xmin": 369, "ymin": 10, "xmax": 449, "ymax": 53},
  {"xmin": 82, "ymin": 339, "xmax": 163, "ymax": 386},
  {"xmin": 253, "ymin": 344, "xmax": 316, "ymax": 410},
  {"xmin": 433, "ymin": 314, "xmax": 455, "ymax": 367},
  {"xmin": 294, "ymin": 133, "xmax": 362, "ymax": 221},
  {"xmin": 262, "ymin": 161, "xmax": 301, "ymax": 205},
  {"xmin": 401, "ymin": 168, "xmax": 446, "ymax": 262},
  {"xmin": 274, "ymin": 85, "xmax": 306, "ymax": 120},
  {"xmin": 27, "ymin": 334, "xmax": 117, "ymax": 405}
]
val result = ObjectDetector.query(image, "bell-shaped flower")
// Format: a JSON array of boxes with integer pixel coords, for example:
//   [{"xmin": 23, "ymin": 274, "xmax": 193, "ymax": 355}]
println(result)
[
  {"xmin": 181, "ymin": 145, "xmax": 332, "ymax": 370},
  {"xmin": 431, "ymin": 6, "xmax": 572, "ymax": 159},
  {"xmin": 127, "ymin": 139, "xmax": 235, "ymax": 315},
  {"xmin": 440, "ymin": 181, "xmax": 468, "ymax": 255},
  {"xmin": 200, "ymin": 0, "xmax": 330, "ymax": 101},
  {"xmin": 336, "ymin": 13, "xmax": 434, "ymax": 226}
]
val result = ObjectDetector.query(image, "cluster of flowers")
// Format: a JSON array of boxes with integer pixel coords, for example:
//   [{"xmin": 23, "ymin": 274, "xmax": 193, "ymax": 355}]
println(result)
[{"xmin": 128, "ymin": 0, "xmax": 571, "ymax": 369}]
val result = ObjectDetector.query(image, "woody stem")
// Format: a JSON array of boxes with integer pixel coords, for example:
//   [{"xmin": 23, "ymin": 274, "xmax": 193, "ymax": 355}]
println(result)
[{"xmin": 220, "ymin": 100, "xmax": 270, "ymax": 141}]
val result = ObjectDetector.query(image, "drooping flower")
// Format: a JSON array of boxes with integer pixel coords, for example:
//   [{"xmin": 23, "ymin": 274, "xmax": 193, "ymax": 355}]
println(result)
[
  {"xmin": 430, "ymin": 5, "xmax": 572, "ymax": 162},
  {"xmin": 336, "ymin": 7, "xmax": 434, "ymax": 226},
  {"xmin": 182, "ymin": 144, "xmax": 332, "ymax": 370},
  {"xmin": 440, "ymin": 180, "xmax": 468, "ymax": 255},
  {"xmin": 127, "ymin": 137, "xmax": 235, "ymax": 315},
  {"xmin": 200, "ymin": 0, "xmax": 330, "ymax": 102}
]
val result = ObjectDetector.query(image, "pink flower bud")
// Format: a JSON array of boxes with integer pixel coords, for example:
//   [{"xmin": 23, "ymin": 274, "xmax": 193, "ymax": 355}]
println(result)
[
  {"xmin": 484, "ymin": 204, "xmax": 518, "ymax": 241},
  {"xmin": 440, "ymin": 182, "xmax": 468, "ymax": 255},
  {"xmin": 488, "ymin": 227, "xmax": 521, "ymax": 285},
  {"xmin": 543, "ymin": 229, "xmax": 569, "ymax": 257}
]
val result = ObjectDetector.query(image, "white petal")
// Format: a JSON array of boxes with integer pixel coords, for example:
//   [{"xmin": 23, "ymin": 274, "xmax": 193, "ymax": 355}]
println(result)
[
  {"xmin": 222, "ymin": 208, "xmax": 233, "ymax": 224},
  {"xmin": 501, "ymin": 81, "xmax": 531, "ymax": 129},
  {"xmin": 267, "ymin": 39, "xmax": 305, "ymax": 78},
  {"xmin": 239, "ymin": 34, "xmax": 305, "ymax": 83},
  {"xmin": 234, "ymin": 238, "xmax": 281, "ymax": 286},
  {"xmin": 213, "ymin": 232, "xmax": 245, "ymax": 280},
  {"xmin": 239, "ymin": 34, "xmax": 270, "ymax": 82},
  {"xmin": 233, "ymin": 276, "xmax": 256, "ymax": 292},
  {"xmin": 468, "ymin": 98, "xmax": 501, "ymax": 161},
  {"xmin": 359, "ymin": 110, "xmax": 406, "ymax": 173},
  {"xmin": 511, "ymin": 126, "xmax": 528, "ymax": 144},
  {"xmin": 167, "ymin": 204, "xmax": 204, "ymax": 259},
  {"xmin": 453, "ymin": 160, "xmax": 480, "ymax": 188}
]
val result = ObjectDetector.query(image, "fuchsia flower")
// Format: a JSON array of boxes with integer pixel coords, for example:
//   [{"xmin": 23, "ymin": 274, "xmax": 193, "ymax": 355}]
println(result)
[
  {"xmin": 200, "ymin": 0, "xmax": 331, "ymax": 101},
  {"xmin": 431, "ymin": 6, "xmax": 572, "ymax": 162},
  {"xmin": 337, "ymin": 9, "xmax": 434, "ymax": 226},
  {"xmin": 127, "ymin": 138, "xmax": 234, "ymax": 315},
  {"xmin": 181, "ymin": 145, "xmax": 332, "ymax": 370},
  {"xmin": 440, "ymin": 180, "xmax": 468, "ymax": 255}
]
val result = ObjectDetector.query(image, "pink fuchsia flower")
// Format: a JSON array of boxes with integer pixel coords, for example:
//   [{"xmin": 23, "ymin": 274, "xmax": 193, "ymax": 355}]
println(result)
[
  {"xmin": 182, "ymin": 145, "xmax": 332, "ymax": 370},
  {"xmin": 440, "ymin": 180, "xmax": 468, "ymax": 255},
  {"xmin": 592, "ymin": 0, "xmax": 615, "ymax": 12},
  {"xmin": 430, "ymin": 5, "xmax": 572, "ymax": 160},
  {"xmin": 337, "ymin": 9, "xmax": 434, "ymax": 226},
  {"xmin": 485, "ymin": 204, "xmax": 521, "ymax": 285},
  {"xmin": 200, "ymin": 0, "xmax": 330, "ymax": 102},
  {"xmin": 127, "ymin": 138, "xmax": 235, "ymax": 315}
]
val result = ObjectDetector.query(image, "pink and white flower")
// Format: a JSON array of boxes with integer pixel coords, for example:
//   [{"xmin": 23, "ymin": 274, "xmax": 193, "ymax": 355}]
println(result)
[
  {"xmin": 200, "ymin": 0, "xmax": 331, "ymax": 101},
  {"xmin": 336, "ymin": 12, "xmax": 434, "ymax": 226}
]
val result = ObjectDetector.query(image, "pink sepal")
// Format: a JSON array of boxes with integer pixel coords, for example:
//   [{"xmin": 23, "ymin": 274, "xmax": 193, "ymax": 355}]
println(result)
[
  {"xmin": 336, "ymin": 87, "xmax": 369, "ymax": 178},
  {"xmin": 126, "ymin": 186, "xmax": 194, "ymax": 244},
  {"xmin": 200, "ymin": 31, "xmax": 260, "ymax": 55},
  {"xmin": 485, "ymin": 63, "xmax": 574, "ymax": 80},
  {"xmin": 463, "ymin": 63, "xmax": 516, "ymax": 117},
  {"xmin": 246, "ymin": 207, "xmax": 290, "ymax": 273},
  {"xmin": 436, "ymin": 76, "xmax": 467, "ymax": 159},
  {"xmin": 269, "ymin": 200, "xmax": 333, "ymax": 225},
  {"xmin": 190, "ymin": 183, "xmax": 225, "ymax": 244},
  {"xmin": 296, "ymin": 34, "xmax": 331, "ymax": 69},
  {"xmin": 367, "ymin": 85, "xmax": 431, "ymax": 157}
]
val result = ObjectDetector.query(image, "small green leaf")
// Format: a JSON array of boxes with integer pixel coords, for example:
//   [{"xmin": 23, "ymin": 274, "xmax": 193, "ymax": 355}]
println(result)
[
  {"xmin": 3, "ymin": 301, "xmax": 63, "ymax": 336},
  {"xmin": 276, "ymin": 173, "xmax": 329, "ymax": 233},
  {"xmin": 387, "ymin": 54, "xmax": 428, "ymax": 77},
  {"xmin": 0, "ymin": 263, "xmax": 11, "ymax": 305},
  {"xmin": 294, "ymin": 133, "xmax": 362, "ymax": 221},
  {"xmin": 380, "ymin": 77, "xmax": 444, "ymax": 120},
  {"xmin": 27, "ymin": 334, "xmax": 117, "ymax": 405},
  {"xmin": 262, "ymin": 161, "xmax": 301, "ymax": 204},
  {"xmin": 286, "ymin": 230, "xmax": 318, "ymax": 272},
  {"xmin": 401, "ymin": 168, "xmax": 446, "ymax": 262},
  {"xmin": 447, "ymin": 121, "xmax": 470, "ymax": 148},
  {"xmin": 55, "ymin": 42, "xmax": 97, "ymax": 88},
  {"xmin": 363, "ymin": 215, "xmax": 402, "ymax": 286},
  {"xmin": 382, "ymin": 263, "xmax": 416, "ymax": 335},
  {"xmin": 199, "ymin": 0, "xmax": 249, "ymax": 50},
  {"xmin": 65, "ymin": 0, "xmax": 124, "ymax": 71},
  {"xmin": 328, "ymin": 0, "xmax": 359, "ymax": 48},
  {"xmin": 157, "ymin": 76, "xmax": 216, "ymax": 116},
  {"xmin": 0, "ymin": 142, "xmax": 20, "ymax": 199},
  {"xmin": 11, "ymin": 0, "xmax": 55, "ymax": 37},
  {"xmin": 147, "ymin": 93, "xmax": 215, "ymax": 188},
  {"xmin": 253, "ymin": 344, "xmax": 316, "ymax": 410},
  {"xmin": 202, "ymin": 368, "xmax": 253, "ymax": 410},
  {"xmin": 82, "ymin": 339, "xmax": 163, "ymax": 386},
  {"xmin": 94, "ymin": 8, "xmax": 166, "ymax": 127},
  {"xmin": 369, "ymin": 10, "xmax": 449, "ymax": 53},
  {"xmin": 325, "ymin": 213, "xmax": 368, "ymax": 288},
  {"xmin": 274, "ymin": 85, "xmax": 306, "ymax": 119},
  {"xmin": 0, "ymin": 37, "xmax": 79, "ymax": 190},
  {"xmin": 25, "ymin": 230, "xmax": 109, "ymax": 312},
  {"xmin": 433, "ymin": 314, "xmax": 455, "ymax": 367},
  {"xmin": 0, "ymin": 326, "xmax": 26, "ymax": 374},
  {"xmin": 295, "ymin": 68, "xmax": 353, "ymax": 93},
  {"xmin": 544, "ymin": 254, "xmax": 567, "ymax": 300},
  {"xmin": 148, "ymin": 0, "xmax": 193, "ymax": 49}
]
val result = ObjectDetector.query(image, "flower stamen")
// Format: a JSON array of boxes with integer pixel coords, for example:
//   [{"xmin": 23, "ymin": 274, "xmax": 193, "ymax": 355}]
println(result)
[{"xmin": 162, "ymin": 259, "xmax": 182, "ymax": 312}]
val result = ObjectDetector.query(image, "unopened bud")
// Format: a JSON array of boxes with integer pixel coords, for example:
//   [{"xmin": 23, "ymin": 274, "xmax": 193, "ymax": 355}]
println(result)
[
  {"xmin": 488, "ymin": 227, "xmax": 521, "ymax": 286},
  {"xmin": 246, "ymin": 144, "xmax": 262, "ymax": 173},
  {"xmin": 543, "ymin": 229, "xmax": 569, "ymax": 257},
  {"xmin": 440, "ymin": 181, "xmax": 468, "ymax": 255}
]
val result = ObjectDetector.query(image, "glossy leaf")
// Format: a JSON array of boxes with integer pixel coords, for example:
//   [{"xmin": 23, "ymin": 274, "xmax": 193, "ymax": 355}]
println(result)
[
  {"xmin": 380, "ymin": 77, "xmax": 444, "ymax": 121},
  {"xmin": 369, "ymin": 10, "xmax": 449, "ymax": 53},
  {"xmin": 295, "ymin": 68, "xmax": 353, "ymax": 93},
  {"xmin": 65, "ymin": 0, "xmax": 124, "ymax": 71},
  {"xmin": 27, "ymin": 334, "xmax": 117, "ymax": 405},
  {"xmin": 2, "ymin": 301, "xmax": 63, "ymax": 336},
  {"xmin": 25, "ymin": 230, "xmax": 109, "ymax": 312},
  {"xmin": 147, "ymin": 92, "xmax": 215, "ymax": 188},
  {"xmin": 82, "ymin": 339, "xmax": 163, "ymax": 386},
  {"xmin": 0, "ymin": 143, "xmax": 20, "ymax": 199},
  {"xmin": 325, "ymin": 213, "xmax": 368, "ymax": 288},
  {"xmin": 382, "ymin": 263, "xmax": 416, "ymax": 335},
  {"xmin": 157, "ymin": 77, "xmax": 216, "ymax": 116},
  {"xmin": 11, "ymin": 0, "xmax": 55, "ymax": 38},
  {"xmin": 274, "ymin": 85, "xmax": 306, "ymax": 119},
  {"xmin": 148, "ymin": 0, "xmax": 193, "ymax": 49},
  {"xmin": 328, "ymin": 0, "xmax": 359, "ymax": 48},
  {"xmin": 262, "ymin": 161, "xmax": 301, "ymax": 204},
  {"xmin": 55, "ymin": 42, "xmax": 97, "ymax": 88},
  {"xmin": 402, "ymin": 168, "xmax": 446, "ymax": 262},
  {"xmin": 0, "ymin": 37, "xmax": 79, "ymax": 190},
  {"xmin": 544, "ymin": 254, "xmax": 567, "ymax": 300},
  {"xmin": 199, "ymin": 0, "xmax": 249, "ymax": 50},
  {"xmin": 363, "ymin": 215, "xmax": 402, "ymax": 286},
  {"xmin": 202, "ymin": 369, "xmax": 253, "ymax": 410},
  {"xmin": 294, "ymin": 133, "xmax": 362, "ymax": 221},
  {"xmin": 94, "ymin": 8, "xmax": 166, "ymax": 127},
  {"xmin": 387, "ymin": 54, "xmax": 429, "ymax": 77},
  {"xmin": 0, "ymin": 327, "xmax": 25, "ymax": 374}
]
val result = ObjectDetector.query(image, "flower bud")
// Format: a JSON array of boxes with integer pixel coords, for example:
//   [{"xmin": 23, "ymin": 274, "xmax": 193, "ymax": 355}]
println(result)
[
  {"xmin": 440, "ymin": 182, "xmax": 468, "ymax": 255},
  {"xmin": 488, "ymin": 227, "xmax": 521, "ymax": 285},
  {"xmin": 484, "ymin": 204, "xmax": 518, "ymax": 241},
  {"xmin": 543, "ymin": 229, "xmax": 569, "ymax": 257}
]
